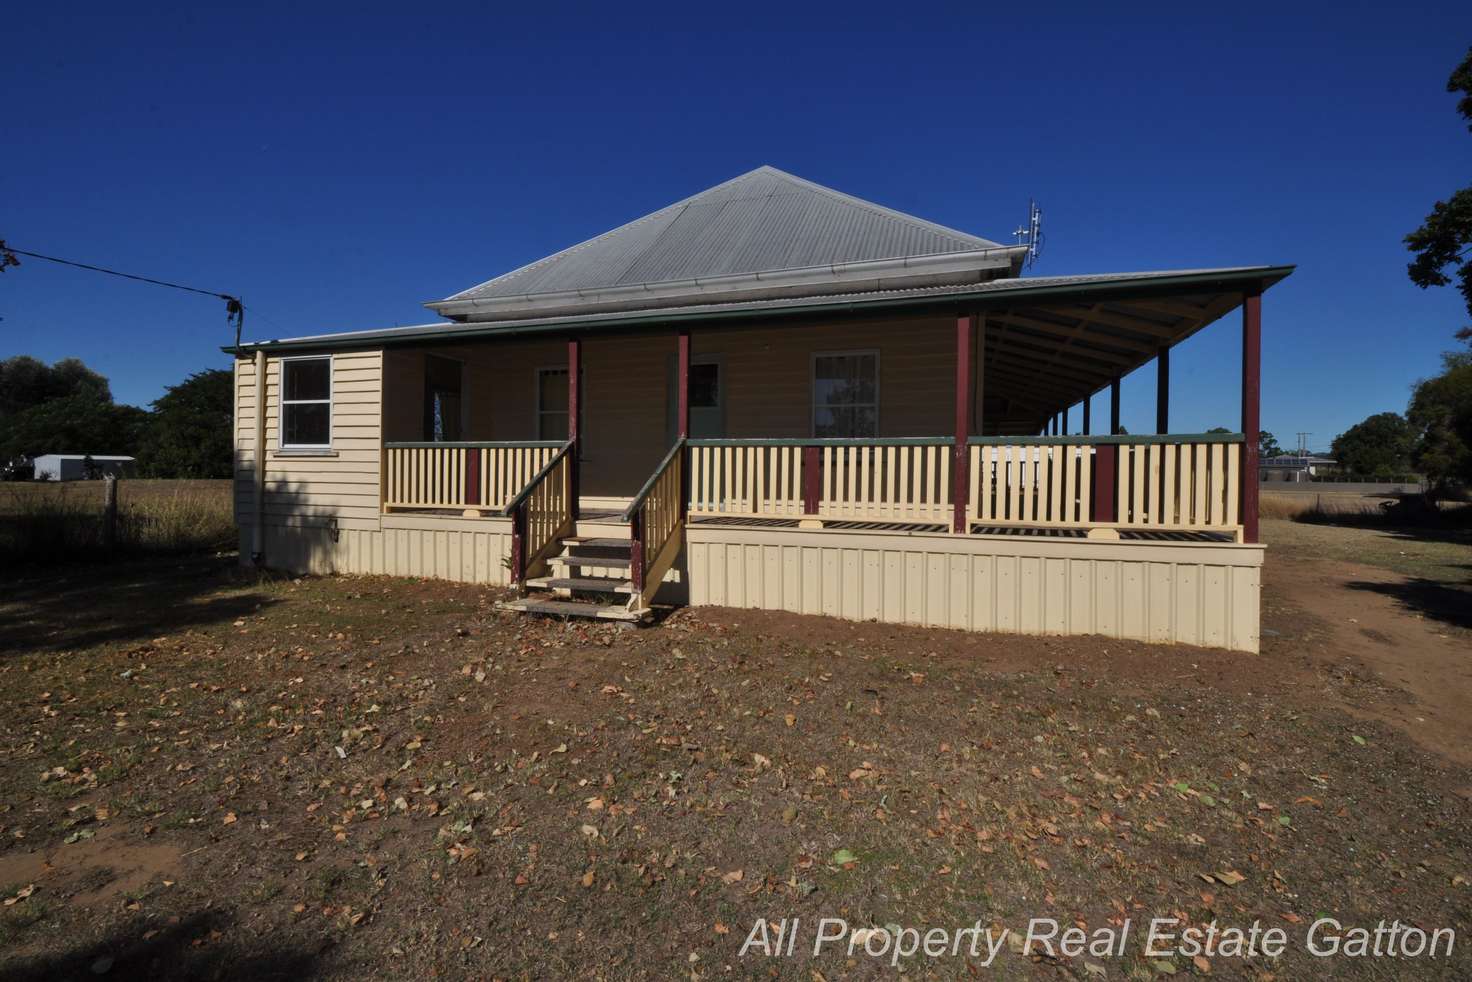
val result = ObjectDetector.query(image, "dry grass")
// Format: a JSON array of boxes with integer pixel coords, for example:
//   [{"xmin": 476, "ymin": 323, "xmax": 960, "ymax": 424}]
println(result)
[
  {"xmin": 1258, "ymin": 491, "xmax": 1385, "ymax": 521},
  {"xmin": 0, "ymin": 556, "xmax": 1469, "ymax": 979},
  {"xmin": 0, "ymin": 480, "xmax": 234, "ymax": 564}
]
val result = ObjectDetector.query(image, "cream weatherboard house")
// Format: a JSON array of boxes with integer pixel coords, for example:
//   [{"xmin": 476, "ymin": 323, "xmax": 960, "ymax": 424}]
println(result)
[{"xmin": 230, "ymin": 166, "xmax": 1289, "ymax": 651}]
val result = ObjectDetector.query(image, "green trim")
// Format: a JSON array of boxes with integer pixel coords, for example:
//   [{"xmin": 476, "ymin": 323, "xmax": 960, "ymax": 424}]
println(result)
[
  {"xmin": 688, "ymin": 437, "xmax": 952, "ymax": 448},
  {"xmin": 501, "ymin": 441, "xmax": 574, "ymax": 516},
  {"xmin": 967, "ymin": 432, "xmax": 1244, "ymax": 446},
  {"xmin": 223, "ymin": 266, "xmax": 1296, "ymax": 355},
  {"xmin": 622, "ymin": 439, "xmax": 686, "ymax": 522},
  {"xmin": 384, "ymin": 440, "xmax": 564, "ymax": 449}
]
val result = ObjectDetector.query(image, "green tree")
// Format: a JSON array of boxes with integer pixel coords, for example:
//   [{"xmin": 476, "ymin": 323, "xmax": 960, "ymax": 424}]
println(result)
[
  {"xmin": 1330, "ymin": 412, "xmax": 1416, "ymax": 478},
  {"xmin": 1408, "ymin": 351, "xmax": 1472, "ymax": 494},
  {"xmin": 1259, "ymin": 431, "xmax": 1282, "ymax": 457},
  {"xmin": 136, "ymin": 369, "xmax": 234, "ymax": 478},
  {"xmin": 0, "ymin": 356, "xmax": 143, "ymax": 463},
  {"xmin": 0, "ymin": 355, "xmax": 111, "ymax": 420},
  {"xmin": 1405, "ymin": 46, "xmax": 1472, "ymax": 339},
  {"xmin": 0, "ymin": 391, "xmax": 147, "ymax": 460}
]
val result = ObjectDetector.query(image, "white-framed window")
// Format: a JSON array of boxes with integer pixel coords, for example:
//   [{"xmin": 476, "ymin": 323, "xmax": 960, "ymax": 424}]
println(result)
[
  {"xmin": 279, "ymin": 355, "xmax": 333, "ymax": 449},
  {"xmin": 812, "ymin": 350, "xmax": 879, "ymax": 438},
  {"xmin": 536, "ymin": 367, "xmax": 569, "ymax": 440}
]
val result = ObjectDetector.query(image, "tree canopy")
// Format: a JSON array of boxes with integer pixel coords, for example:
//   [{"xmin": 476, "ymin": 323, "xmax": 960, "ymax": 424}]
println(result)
[
  {"xmin": 1330, "ymin": 412, "xmax": 1416, "ymax": 478},
  {"xmin": 1405, "ymin": 46, "xmax": 1472, "ymax": 338},
  {"xmin": 0, "ymin": 356, "xmax": 232, "ymax": 479},
  {"xmin": 136, "ymin": 369, "xmax": 234, "ymax": 478},
  {"xmin": 1408, "ymin": 351, "xmax": 1472, "ymax": 493}
]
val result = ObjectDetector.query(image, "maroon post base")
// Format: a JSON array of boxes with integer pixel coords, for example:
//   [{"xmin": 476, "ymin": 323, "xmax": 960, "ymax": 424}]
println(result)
[
  {"xmin": 465, "ymin": 449, "xmax": 481, "ymax": 507},
  {"xmin": 509, "ymin": 505, "xmax": 526, "ymax": 591},
  {"xmin": 801, "ymin": 446, "xmax": 822, "ymax": 517},
  {"xmin": 1092, "ymin": 445, "xmax": 1117, "ymax": 523},
  {"xmin": 628, "ymin": 513, "xmax": 645, "ymax": 594}
]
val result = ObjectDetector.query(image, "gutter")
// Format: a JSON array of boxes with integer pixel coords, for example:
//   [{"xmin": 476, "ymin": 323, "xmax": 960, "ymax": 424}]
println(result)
[
  {"xmin": 426, "ymin": 246, "xmax": 1028, "ymax": 319},
  {"xmin": 224, "ymin": 265, "xmax": 1295, "ymax": 356}
]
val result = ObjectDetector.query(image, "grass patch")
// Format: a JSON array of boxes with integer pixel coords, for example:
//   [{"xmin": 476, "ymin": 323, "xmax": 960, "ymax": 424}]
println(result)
[{"xmin": 0, "ymin": 479, "xmax": 233, "ymax": 564}]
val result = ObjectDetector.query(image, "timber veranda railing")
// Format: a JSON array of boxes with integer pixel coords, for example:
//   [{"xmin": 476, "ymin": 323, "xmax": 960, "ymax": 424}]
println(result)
[
  {"xmin": 504, "ymin": 441, "xmax": 576, "ymax": 587},
  {"xmin": 383, "ymin": 441, "xmax": 562, "ymax": 513},
  {"xmin": 687, "ymin": 438, "xmax": 954, "ymax": 523},
  {"xmin": 623, "ymin": 439, "xmax": 686, "ymax": 609},
  {"xmin": 966, "ymin": 434, "xmax": 1243, "ymax": 535},
  {"xmin": 680, "ymin": 434, "xmax": 1244, "ymax": 538}
]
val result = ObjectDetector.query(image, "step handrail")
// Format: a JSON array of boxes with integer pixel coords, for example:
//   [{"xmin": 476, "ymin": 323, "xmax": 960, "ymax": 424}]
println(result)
[
  {"xmin": 624, "ymin": 438, "xmax": 687, "ymax": 607},
  {"xmin": 621, "ymin": 438, "xmax": 686, "ymax": 522},
  {"xmin": 502, "ymin": 440, "xmax": 575, "ymax": 517}
]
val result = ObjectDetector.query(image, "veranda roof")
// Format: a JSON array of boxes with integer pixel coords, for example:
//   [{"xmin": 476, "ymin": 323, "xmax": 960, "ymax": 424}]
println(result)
[{"xmin": 232, "ymin": 265, "xmax": 1293, "ymax": 421}]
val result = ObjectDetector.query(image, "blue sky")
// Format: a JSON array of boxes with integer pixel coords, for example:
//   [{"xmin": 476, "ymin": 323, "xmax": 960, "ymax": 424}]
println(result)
[{"xmin": 3, "ymin": 2, "xmax": 1469, "ymax": 448}]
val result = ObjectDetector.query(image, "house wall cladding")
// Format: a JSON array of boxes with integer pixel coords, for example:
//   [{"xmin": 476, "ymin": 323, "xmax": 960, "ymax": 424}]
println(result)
[
  {"xmin": 371, "ymin": 315, "xmax": 981, "ymax": 497},
  {"xmin": 235, "ymin": 350, "xmax": 513, "ymax": 585},
  {"xmin": 235, "ymin": 344, "xmax": 1263, "ymax": 652},
  {"xmin": 682, "ymin": 527, "xmax": 1263, "ymax": 653}
]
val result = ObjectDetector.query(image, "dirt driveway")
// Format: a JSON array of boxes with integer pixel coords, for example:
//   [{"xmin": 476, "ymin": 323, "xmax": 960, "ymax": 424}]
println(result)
[{"xmin": 1259, "ymin": 520, "xmax": 1472, "ymax": 773}]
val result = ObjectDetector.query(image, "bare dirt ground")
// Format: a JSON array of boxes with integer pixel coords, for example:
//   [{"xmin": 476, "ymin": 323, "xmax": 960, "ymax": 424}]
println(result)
[{"xmin": 0, "ymin": 521, "xmax": 1469, "ymax": 980}]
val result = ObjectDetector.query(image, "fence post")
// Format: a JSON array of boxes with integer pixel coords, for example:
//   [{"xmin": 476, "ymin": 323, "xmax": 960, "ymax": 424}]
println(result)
[{"xmin": 102, "ymin": 475, "xmax": 119, "ymax": 552}]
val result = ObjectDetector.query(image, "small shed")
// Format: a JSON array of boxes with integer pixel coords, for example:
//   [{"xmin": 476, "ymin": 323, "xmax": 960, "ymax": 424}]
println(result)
[{"xmin": 32, "ymin": 454, "xmax": 136, "ymax": 482}]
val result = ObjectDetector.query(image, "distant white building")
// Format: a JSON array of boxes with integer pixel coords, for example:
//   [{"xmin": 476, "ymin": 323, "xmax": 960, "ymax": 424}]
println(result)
[
  {"xmin": 31, "ymin": 454, "xmax": 135, "ymax": 482},
  {"xmin": 1259, "ymin": 454, "xmax": 1336, "ymax": 483}
]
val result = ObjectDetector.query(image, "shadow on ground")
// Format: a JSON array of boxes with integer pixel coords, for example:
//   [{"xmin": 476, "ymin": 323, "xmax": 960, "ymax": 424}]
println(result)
[
  {"xmin": 1345, "ymin": 576, "xmax": 1472, "ymax": 632},
  {"xmin": 0, "ymin": 910, "xmax": 328, "ymax": 982},
  {"xmin": 0, "ymin": 554, "xmax": 280, "ymax": 655}
]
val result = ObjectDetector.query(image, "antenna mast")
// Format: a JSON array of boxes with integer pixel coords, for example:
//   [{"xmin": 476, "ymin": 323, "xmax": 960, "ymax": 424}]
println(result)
[{"xmin": 1013, "ymin": 200, "xmax": 1044, "ymax": 270}]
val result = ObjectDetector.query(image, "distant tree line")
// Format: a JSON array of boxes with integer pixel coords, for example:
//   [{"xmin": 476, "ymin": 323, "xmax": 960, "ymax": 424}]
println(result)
[
  {"xmin": 1397, "ymin": 45, "xmax": 1472, "ymax": 495},
  {"xmin": 0, "ymin": 356, "xmax": 232, "ymax": 479}
]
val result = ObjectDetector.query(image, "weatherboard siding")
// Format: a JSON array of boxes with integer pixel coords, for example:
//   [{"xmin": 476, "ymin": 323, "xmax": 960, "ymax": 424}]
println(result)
[
  {"xmin": 235, "ymin": 350, "xmax": 515, "ymax": 584},
  {"xmin": 371, "ymin": 315, "xmax": 973, "ymax": 496}
]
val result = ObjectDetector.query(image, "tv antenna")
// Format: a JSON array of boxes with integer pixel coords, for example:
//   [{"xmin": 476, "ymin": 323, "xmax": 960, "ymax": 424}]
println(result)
[{"xmin": 1013, "ymin": 200, "xmax": 1044, "ymax": 270}]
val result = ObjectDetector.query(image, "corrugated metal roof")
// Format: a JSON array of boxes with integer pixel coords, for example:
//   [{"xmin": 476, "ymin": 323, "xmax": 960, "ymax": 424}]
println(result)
[{"xmin": 439, "ymin": 166, "xmax": 1009, "ymax": 304}]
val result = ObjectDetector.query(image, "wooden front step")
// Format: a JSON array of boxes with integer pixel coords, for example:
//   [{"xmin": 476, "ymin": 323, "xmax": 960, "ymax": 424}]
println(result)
[
  {"xmin": 549, "ymin": 554, "xmax": 630, "ymax": 570},
  {"xmin": 496, "ymin": 598, "xmax": 645, "ymax": 621},
  {"xmin": 526, "ymin": 576, "xmax": 635, "ymax": 594}
]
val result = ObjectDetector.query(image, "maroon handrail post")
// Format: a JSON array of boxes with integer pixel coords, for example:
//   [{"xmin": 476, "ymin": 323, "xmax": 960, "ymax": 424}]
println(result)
[
  {"xmin": 1156, "ymin": 345, "xmax": 1170, "ymax": 434},
  {"xmin": 677, "ymin": 330, "xmax": 691, "ymax": 521},
  {"xmin": 629, "ymin": 512, "xmax": 644, "ymax": 593},
  {"xmin": 567, "ymin": 337, "xmax": 581, "ymax": 521},
  {"xmin": 802, "ymin": 446, "xmax": 821, "ymax": 517},
  {"xmin": 1082, "ymin": 397, "xmax": 1091, "ymax": 436},
  {"xmin": 1092, "ymin": 445, "xmax": 1117, "ymax": 523},
  {"xmin": 1241, "ymin": 288, "xmax": 1262, "ymax": 544},
  {"xmin": 510, "ymin": 503, "xmax": 526, "ymax": 590},
  {"xmin": 953, "ymin": 314, "xmax": 974, "ymax": 533},
  {"xmin": 1110, "ymin": 378, "xmax": 1121, "ymax": 434},
  {"xmin": 465, "ymin": 448, "xmax": 481, "ymax": 508}
]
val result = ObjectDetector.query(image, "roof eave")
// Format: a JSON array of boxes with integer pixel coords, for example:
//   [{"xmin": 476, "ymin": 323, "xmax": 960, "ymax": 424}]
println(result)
[{"xmin": 223, "ymin": 265, "xmax": 1295, "ymax": 356}]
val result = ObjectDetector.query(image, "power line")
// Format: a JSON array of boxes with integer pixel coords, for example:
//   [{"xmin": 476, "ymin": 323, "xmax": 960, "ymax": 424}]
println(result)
[{"xmin": 4, "ymin": 245, "xmax": 246, "ymax": 346}]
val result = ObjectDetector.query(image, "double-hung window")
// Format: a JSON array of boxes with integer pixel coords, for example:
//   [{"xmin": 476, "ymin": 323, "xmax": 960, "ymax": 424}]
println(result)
[
  {"xmin": 279, "ymin": 356, "xmax": 332, "ymax": 450},
  {"xmin": 812, "ymin": 351, "xmax": 879, "ymax": 438},
  {"xmin": 537, "ymin": 368, "xmax": 569, "ymax": 440}
]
